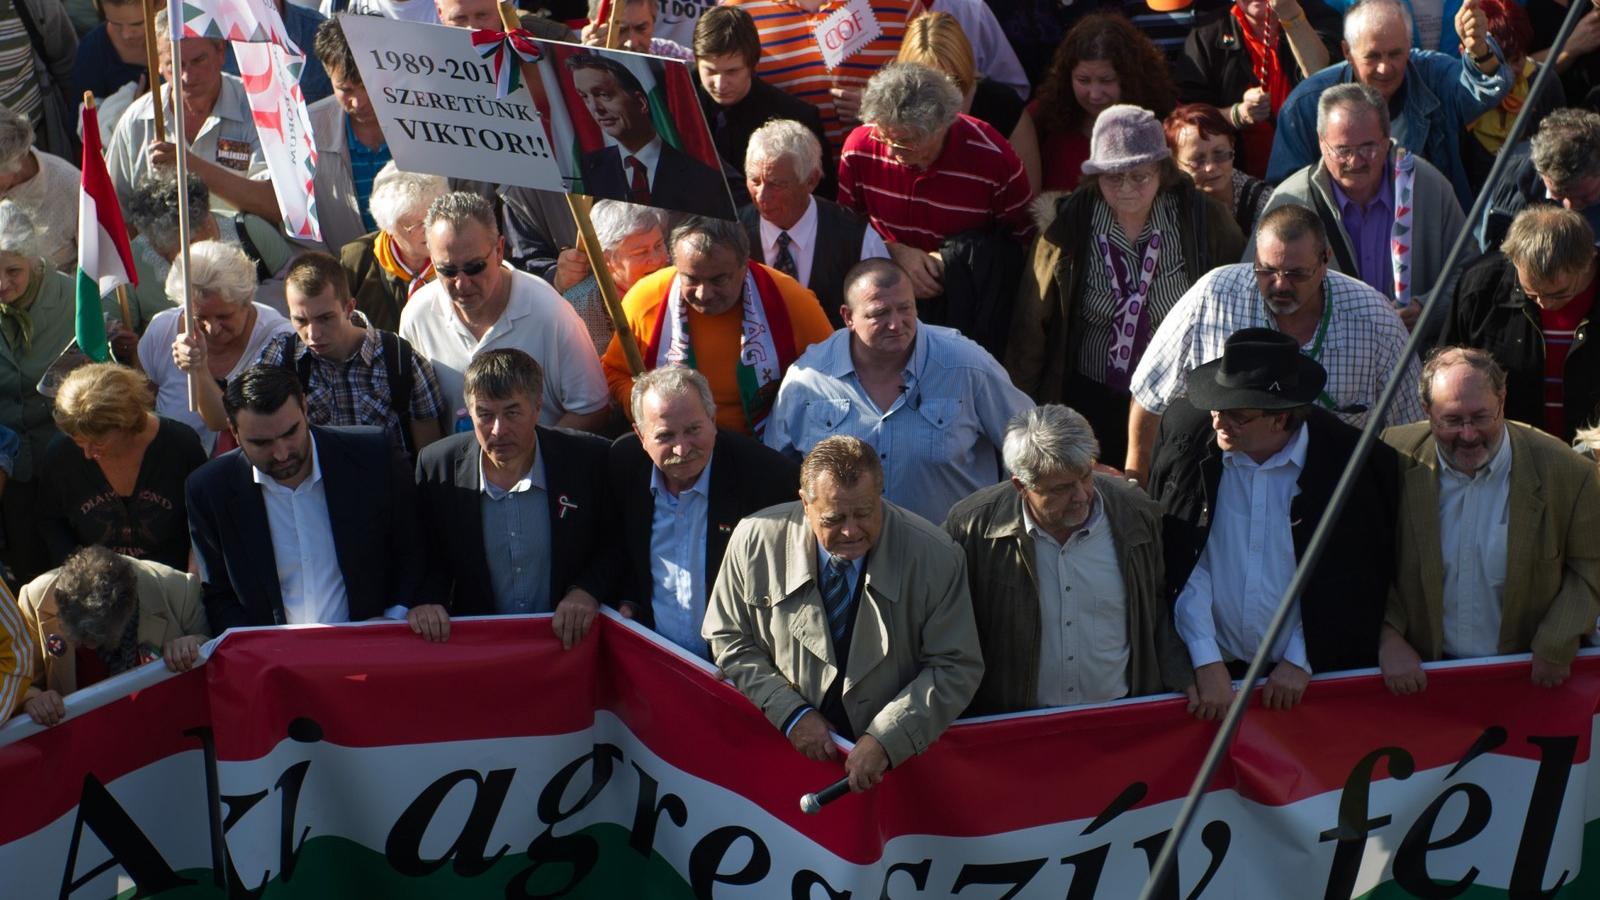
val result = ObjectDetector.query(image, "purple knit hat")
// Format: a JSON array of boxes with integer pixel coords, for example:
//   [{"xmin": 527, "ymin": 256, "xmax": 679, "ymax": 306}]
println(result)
[{"xmin": 1081, "ymin": 105, "xmax": 1172, "ymax": 176}]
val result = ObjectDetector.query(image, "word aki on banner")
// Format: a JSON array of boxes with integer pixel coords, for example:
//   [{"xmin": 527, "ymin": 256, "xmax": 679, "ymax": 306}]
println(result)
[{"xmin": 3, "ymin": 617, "xmax": 1600, "ymax": 898}]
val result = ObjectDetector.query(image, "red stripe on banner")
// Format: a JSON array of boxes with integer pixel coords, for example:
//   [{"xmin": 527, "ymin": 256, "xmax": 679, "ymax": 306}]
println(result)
[{"xmin": 0, "ymin": 670, "xmax": 207, "ymax": 844}]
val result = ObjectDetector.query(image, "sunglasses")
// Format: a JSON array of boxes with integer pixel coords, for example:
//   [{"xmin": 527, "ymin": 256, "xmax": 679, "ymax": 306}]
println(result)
[{"xmin": 435, "ymin": 257, "xmax": 493, "ymax": 278}]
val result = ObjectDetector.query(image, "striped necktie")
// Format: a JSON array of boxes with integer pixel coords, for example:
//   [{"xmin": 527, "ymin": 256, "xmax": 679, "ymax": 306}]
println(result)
[{"xmin": 821, "ymin": 554, "xmax": 854, "ymax": 643}]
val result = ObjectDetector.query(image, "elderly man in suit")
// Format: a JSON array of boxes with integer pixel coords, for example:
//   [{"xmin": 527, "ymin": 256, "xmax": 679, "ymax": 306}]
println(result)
[
  {"xmin": 415, "ymin": 349, "xmax": 616, "ymax": 649},
  {"xmin": 566, "ymin": 53, "xmax": 733, "ymax": 219},
  {"xmin": 608, "ymin": 367, "xmax": 798, "ymax": 659},
  {"xmin": 944, "ymin": 405, "xmax": 1193, "ymax": 715},
  {"xmin": 186, "ymin": 365, "xmax": 432, "ymax": 636},
  {"xmin": 704, "ymin": 435, "xmax": 984, "ymax": 794},
  {"xmin": 1380, "ymin": 347, "xmax": 1600, "ymax": 694}
]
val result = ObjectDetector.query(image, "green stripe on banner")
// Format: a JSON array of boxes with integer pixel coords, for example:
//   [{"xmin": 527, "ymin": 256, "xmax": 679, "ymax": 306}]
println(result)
[
  {"xmin": 1357, "ymin": 817, "xmax": 1600, "ymax": 897},
  {"xmin": 648, "ymin": 87, "xmax": 683, "ymax": 152},
  {"xmin": 74, "ymin": 268, "xmax": 108, "ymax": 363}
]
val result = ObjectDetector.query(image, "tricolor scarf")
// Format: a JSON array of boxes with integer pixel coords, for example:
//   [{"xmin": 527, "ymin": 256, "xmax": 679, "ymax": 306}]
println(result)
[
  {"xmin": 374, "ymin": 231, "xmax": 436, "ymax": 299},
  {"xmin": 1466, "ymin": 57, "xmax": 1535, "ymax": 155},
  {"xmin": 644, "ymin": 263, "xmax": 796, "ymax": 437},
  {"xmin": 1390, "ymin": 148, "xmax": 1418, "ymax": 309}
]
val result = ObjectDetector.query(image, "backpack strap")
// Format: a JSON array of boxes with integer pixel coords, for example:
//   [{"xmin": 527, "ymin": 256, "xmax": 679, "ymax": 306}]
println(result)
[{"xmin": 381, "ymin": 330, "xmax": 416, "ymax": 456}]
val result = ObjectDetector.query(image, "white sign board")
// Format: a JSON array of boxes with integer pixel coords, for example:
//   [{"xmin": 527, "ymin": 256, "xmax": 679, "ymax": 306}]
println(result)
[
  {"xmin": 339, "ymin": 14, "xmax": 565, "ymax": 191},
  {"xmin": 814, "ymin": 0, "xmax": 882, "ymax": 71}
]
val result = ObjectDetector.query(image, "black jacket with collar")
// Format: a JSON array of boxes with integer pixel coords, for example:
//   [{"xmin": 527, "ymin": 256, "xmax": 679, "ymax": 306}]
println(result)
[
  {"xmin": 1444, "ymin": 250, "xmax": 1600, "ymax": 440},
  {"xmin": 186, "ymin": 425, "xmax": 424, "ymax": 632},
  {"xmin": 1147, "ymin": 398, "xmax": 1400, "ymax": 673},
  {"xmin": 607, "ymin": 428, "xmax": 799, "ymax": 628},
  {"xmin": 414, "ymin": 427, "xmax": 616, "ymax": 615}
]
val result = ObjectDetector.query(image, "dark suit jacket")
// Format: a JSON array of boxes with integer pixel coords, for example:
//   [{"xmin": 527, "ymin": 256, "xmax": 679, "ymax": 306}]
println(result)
[
  {"xmin": 186, "ymin": 425, "xmax": 424, "ymax": 632},
  {"xmin": 607, "ymin": 429, "xmax": 799, "ymax": 628},
  {"xmin": 738, "ymin": 198, "xmax": 868, "ymax": 329},
  {"xmin": 696, "ymin": 72, "xmax": 836, "ymax": 200},
  {"xmin": 1147, "ymin": 399, "xmax": 1400, "ymax": 674},
  {"xmin": 578, "ymin": 141, "xmax": 735, "ymax": 219},
  {"xmin": 415, "ymin": 428, "xmax": 615, "ymax": 615}
]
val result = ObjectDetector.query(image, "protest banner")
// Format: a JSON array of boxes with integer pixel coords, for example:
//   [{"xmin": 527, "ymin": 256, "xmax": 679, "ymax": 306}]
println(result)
[
  {"xmin": 4, "ymin": 614, "xmax": 1599, "ymax": 898},
  {"xmin": 342, "ymin": 16, "xmax": 735, "ymax": 220}
]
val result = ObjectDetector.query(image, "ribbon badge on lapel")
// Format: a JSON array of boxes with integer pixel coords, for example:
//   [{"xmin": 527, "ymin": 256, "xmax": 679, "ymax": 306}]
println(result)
[
  {"xmin": 470, "ymin": 28, "xmax": 544, "ymax": 100},
  {"xmin": 558, "ymin": 494, "xmax": 579, "ymax": 520}
]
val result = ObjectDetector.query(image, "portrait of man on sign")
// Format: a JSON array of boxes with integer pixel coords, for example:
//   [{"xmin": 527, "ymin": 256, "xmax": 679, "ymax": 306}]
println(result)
[{"xmin": 560, "ymin": 51, "xmax": 735, "ymax": 219}]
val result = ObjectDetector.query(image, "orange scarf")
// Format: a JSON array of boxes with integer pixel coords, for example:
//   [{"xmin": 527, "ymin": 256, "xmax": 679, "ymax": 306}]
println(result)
[
  {"xmin": 374, "ymin": 231, "xmax": 436, "ymax": 299},
  {"xmin": 1467, "ymin": 58, "xmax": 1535, "ymax": 155}
]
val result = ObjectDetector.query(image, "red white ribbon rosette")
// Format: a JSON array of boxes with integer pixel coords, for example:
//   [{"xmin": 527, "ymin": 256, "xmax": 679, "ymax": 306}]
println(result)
[{"xmin": 470, "ymin": 28, "xmax": 545, "ymax": 100}]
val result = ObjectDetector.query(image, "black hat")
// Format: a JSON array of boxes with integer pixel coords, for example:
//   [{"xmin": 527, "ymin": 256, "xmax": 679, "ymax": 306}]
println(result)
[{"xmin": 1186, "ymin": 328, "xmax": 1327, "ymax": 412}]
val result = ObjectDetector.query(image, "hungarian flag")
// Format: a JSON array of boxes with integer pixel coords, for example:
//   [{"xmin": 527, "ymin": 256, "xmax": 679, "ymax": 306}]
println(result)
[{"xmin": 76, "ymin": 104, "xmax": 136, "ymax": 364}]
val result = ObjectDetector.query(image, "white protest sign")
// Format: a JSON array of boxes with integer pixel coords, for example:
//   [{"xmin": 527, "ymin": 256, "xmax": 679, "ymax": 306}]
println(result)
[
  {"xmin": 814, "ymin": 0, "xmax": 882, "ymax": 71},
  {"xmin": 339, "ymin": 14, "xmax": 565, "ymax": 191}
]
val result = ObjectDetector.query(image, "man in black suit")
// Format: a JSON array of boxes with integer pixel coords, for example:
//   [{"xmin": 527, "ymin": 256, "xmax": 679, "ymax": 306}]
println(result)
[
  {"xmin": 566, "ymin": 53, "xmax": 734, "ymax": 220},
  {"xmin": 739, "ymin": 119, "xmax": 888, "ymax": 329},
  {"xmin": 186, "ymin": 365, "xmax": 437, "ymax": 637},
  {"xmin": 608, "ymin": 367, "xmax": 798, "ymax": 658},
  {"xmin": 692, "ymin": 6, "xmax": 836, "ymax": 200},
  {"xmin": 415, "ymin": 349, "xmax": 616, "ymax": 649}
]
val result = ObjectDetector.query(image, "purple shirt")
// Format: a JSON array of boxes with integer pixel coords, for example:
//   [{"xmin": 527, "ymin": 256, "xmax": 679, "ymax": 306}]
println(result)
[{"xmin": 1330, "ymin": 174, "xmax": 1395, "ymax": 299}]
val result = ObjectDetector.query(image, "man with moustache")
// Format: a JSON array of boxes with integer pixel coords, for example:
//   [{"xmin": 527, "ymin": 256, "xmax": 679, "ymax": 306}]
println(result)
[
  {"xmin": 608, "ymin": 367, "xmax": 798, "ymax": 658},
  {"xmin": 1149, "ymin": 330, "xmax": 1400, "ymax": 717},
  {"xmin": 1380, "ymin": 348, "xmax": 1600, "ymax": 694},
  {"xmin": 1254, "ymin": 84, "xmax": 1465, "ymax": 338},
  {"xmin": 1123, "ymin": 205, "xmax": 1424, "ymax": 484},
  {"xmin": 566, "ymin": 54, "xmax": 732, "ymax": 219},
  {"xmin": 943, "ymin": 405, "xmax": 1194, "ymax": 715}
]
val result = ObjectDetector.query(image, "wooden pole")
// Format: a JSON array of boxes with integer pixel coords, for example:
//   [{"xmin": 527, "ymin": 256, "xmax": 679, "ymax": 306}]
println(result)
[
  {"xmin": 604, "ymin": 0, "xmax": 624, "ymax": 49},
  {"xmin": 496, "ymin": 1, "xmax": 645, "ymax": 376},
  {"xmin": 142, "ymin": 0, "xmax": 164, "ymax": 141},
  {"xmin": 165, "ymin": 0, "xmax": 199, "ymax": 411}
]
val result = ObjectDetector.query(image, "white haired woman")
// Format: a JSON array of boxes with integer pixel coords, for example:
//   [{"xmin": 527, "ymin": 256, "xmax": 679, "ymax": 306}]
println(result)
[
  {"xmin": 0, "ymin": 201, "xmax": 76, "ymax": 582},
  {"xmin": 563, "ymin": 200, "xmax": 670, "ymax": 355},
  {"xmin": 0, "ymin": 106, "xmax": 80, "ymax": 271},
  {"xmin": 135, "ymin": 240, "xmax": 292, "ymax": 452},
  {"xmin": 341, "ymin": 163, "xmax": 450, "ymax": 333}
]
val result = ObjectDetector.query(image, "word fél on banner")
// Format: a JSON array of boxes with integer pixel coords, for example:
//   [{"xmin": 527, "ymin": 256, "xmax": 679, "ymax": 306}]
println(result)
[{"xmin": 815, "ymin": 0, "xmax": 882, "ymax": 70}]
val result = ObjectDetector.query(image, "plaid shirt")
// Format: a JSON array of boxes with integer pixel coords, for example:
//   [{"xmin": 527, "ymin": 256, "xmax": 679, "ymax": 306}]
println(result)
[
  {"xmin": 257, "ymin": 319, "xmax": 445, "ymax": 451},
  {"xmin": 1130, "ymin": 263, "xmax": 1426, "ymax": 429}
]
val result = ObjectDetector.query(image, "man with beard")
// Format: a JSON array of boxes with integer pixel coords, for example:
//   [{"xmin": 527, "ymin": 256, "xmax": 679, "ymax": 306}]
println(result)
[
  {"xmin": 1380, "ymin": 348, "xmax": 1600, "ymax": 694},
  {"xmin": 186, "ymin": 366, "xmax": 436, "ymax": 635},
  {"xmin": 1123, "ymin": 205, "xmax": 1424, "ymax": 484}
]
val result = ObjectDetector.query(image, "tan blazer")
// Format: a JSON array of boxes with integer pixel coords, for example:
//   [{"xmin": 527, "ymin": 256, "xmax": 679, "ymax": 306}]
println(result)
[
  {"xmin": 1382, "ymin": 421, "xmax": 1600, "ymax": 664},
  {"xmin": 703, "ymin": 500, "xmax": 984, "ymax": 766},
  {"xmin": 18, "ymin": 556, "xmax": 208, "ymax": 696}
]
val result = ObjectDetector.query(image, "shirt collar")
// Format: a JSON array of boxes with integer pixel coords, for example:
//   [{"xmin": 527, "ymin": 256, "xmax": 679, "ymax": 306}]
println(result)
[
  {"xmin": 144, "ymin": 75, "xmax": 250, "ymax": 126},
  {"xmin": 815, "ymin": 539, "xmax": 866, "ymax": 581},
  {"xmin": 619, "ymin": 136, "xmax": 663, "ymax": 172},
  {"xmin": 1020, "ymin": 488, "xmax": 1105, "ymax": 546},
  {"xmin": 759, "ymin": 195, "xmax": 819, "ymax": 253},
  {"xmin": 252, "ymin": 428, "xmax": 323, "ymax": 492},
  {"xmin": 1436, "ymin": 428, "xmax": 1513, "ymax": 481},
  {"xmin": 1329, "ymin": 169, "xmax": 1394, "ymax": 218},
  {"xmin": 1222, "ymin": 421, "xmax": 1310, "ymax": 473},
  {"xmin": 480, "ymin": 444, "xmax": 545, "ymax": 498},
  {"xmin": 649, "ymin": 456, "xmax": 714, "ymax": 500}
]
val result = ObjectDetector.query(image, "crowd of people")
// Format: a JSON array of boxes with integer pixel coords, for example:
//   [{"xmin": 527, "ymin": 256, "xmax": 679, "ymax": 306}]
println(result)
[{"xmin": 1, "ymin": 0, "xmax": 1598, "ymax": 797}]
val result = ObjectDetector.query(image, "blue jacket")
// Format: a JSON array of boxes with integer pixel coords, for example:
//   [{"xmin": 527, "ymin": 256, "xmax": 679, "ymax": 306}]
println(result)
[{"xmin": 1266, "ymin": 50, "xmax": 1511, "ymax": 209}]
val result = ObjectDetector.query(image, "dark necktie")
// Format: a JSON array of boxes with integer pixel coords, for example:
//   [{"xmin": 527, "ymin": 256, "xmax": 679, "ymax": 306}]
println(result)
[
  {"xmin": 626, "ymin": 156, "xmax": 651, "ymax": 205},
  {"xmin": 773, "ymin": 230, "xmax": 799, "ymax": 280},
  {"xmin": 821, "ymin": 554, "xmax": 854, "ymax": 643}
]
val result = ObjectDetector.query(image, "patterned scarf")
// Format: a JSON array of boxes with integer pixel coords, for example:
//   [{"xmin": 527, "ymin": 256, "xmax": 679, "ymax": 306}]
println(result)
[
  {"xmin": 1466, "ymin": 57, "xmax": 1534, "ymax": 155},
  {"xmin": 645, "ymin": 262, "xmax": 797, "ymax": 437},
  {"xmin": 1390, "ymin": 148, "xmax": 1418, "ymax": 310},
  {"xmin": 374, "ymin": 231, "xmax": 436, "ymax": 299},
  {"xmin": 0, "ymin": 259, "xmax": 41, "ymax": 352}
]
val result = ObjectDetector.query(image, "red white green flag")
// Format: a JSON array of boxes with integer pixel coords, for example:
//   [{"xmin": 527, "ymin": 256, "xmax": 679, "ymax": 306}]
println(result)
[{"xmin": 76, "ymin": 103, "xmax": 136, "ymax": 363}]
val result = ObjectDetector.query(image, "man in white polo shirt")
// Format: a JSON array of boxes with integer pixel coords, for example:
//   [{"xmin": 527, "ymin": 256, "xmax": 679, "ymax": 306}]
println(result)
[{"xmin": 400, "ymin": 191, "xmax": 611, "ymax": 433}]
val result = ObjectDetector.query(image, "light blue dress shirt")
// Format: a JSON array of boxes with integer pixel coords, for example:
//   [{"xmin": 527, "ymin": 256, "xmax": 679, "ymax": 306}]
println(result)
[
  {"xmin": 1437, "ymin": 432, "xmax": 1512, "ymax": 658},
  {"xmin": 480, "ymin": 449, "xmax": 552, "ymax": 615},
  {"xmin": 764, "ymin": 324, "xmax": 1032, "ymax": 524},
  {"xmin": 649, "ymin": 460, "xmax": 714, "ymax": 659},
  {"xmin": 1174, "ymin": 424, "xmax": 1313, "ymax": 672}
]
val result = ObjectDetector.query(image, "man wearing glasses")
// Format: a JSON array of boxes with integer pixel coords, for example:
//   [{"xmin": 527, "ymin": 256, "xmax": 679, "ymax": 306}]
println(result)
[
  {"xmin": 1122, "ymin": 204, "xmax": 1424, "ymax": 485},
  {"xmin": 1148, "ymin": 329, "xmax": 1401, "ymax": 717},
  {"xmin": 1379, "ymin": 347, "xmax": 1600, "ymax": 694},
  {"xmin": 400, "ymin": 191, "xmax": 611, "ymax": 434},
  {"xmin": 1254, "ymin": 83, "xmax": 1466, "ymax": 340}
]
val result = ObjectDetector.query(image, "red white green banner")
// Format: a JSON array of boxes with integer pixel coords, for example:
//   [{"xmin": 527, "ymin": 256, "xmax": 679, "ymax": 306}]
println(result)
[{"xmin": 4, "ymin": 613, "xmax": 1600, "ymax": 898}]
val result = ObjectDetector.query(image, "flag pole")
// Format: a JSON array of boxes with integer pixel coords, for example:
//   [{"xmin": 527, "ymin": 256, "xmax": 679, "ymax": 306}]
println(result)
[
  {"xmin": 165, "ymin": 0, "xmax": 199, "ymax": 411},
  {"xmin": 142, "ymin": 0, "xmax": 165, "ymax": 141},
  {"xmin": 497, "ymin": 1, "xmax": 644, "ymax": 375}
]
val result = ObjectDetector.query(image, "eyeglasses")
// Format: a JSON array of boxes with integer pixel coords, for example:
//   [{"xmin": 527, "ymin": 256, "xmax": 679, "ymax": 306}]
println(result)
[
  {"xmin": 1252, "ymin": 265, "xmax": 1320, "ymax": 284},
  {"xmin": 1433, "ymin": 412, "xmax": 1499, "ymax": 433},
  {"xmin": 873, "ymin": 127, "xmax": 927, "ymax": 153},
  {"xmin": 1321, "ymin": 140, "xmax": 1384, "ymax": 164},
  {"xmin": 435, "ymin": 257, "xmax": 493, "ymax": 278},
  {"xmin": 1102, "ymin": 170, "xmax": 1157, "ymax": 191},
  {"xmin": 1212, "ymin": 409, "xmax": 1268, "ymax": 428},
  {"xmin": 1180, "ymin": 149, "xmax": 1235, "ymax": 169}
]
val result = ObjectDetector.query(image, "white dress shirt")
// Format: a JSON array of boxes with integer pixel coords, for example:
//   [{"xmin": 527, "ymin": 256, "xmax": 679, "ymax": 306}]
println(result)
[
  {"xmin": 1024, "ymin": 492, "xmax": 1131, "ymax": 705},
  {"xmin": 649, "ymin": 459, "xmax": 714, "ymax": 659},
  {"xmin": 1175, "ymin": 424, "xmax": 1312, "ymax": 672},
  {"xmin": 757, "ymin": 196, "xmax": 891, "ymax": 288},
  {"xmin": 1437, "ymin": 432, "xmax": 1512, "ymax": 658},
  {"xmin": 254, "ymin": 437, "xmax": 351, "ymax": 625}
]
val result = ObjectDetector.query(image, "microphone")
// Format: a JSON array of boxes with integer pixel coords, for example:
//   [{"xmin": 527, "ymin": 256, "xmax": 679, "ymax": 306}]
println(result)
[{"xmin": 799, "ymin": 776, "xmax": 851, "ymax": 814}]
